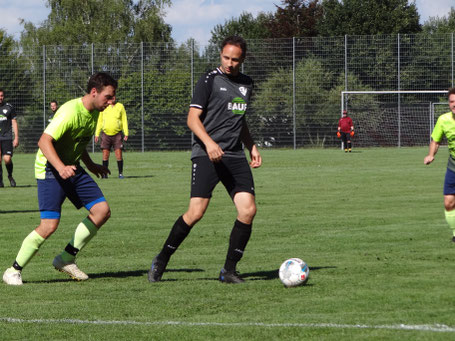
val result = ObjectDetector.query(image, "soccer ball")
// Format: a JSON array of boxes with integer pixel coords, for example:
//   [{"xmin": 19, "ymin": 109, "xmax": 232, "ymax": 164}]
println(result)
[{"xmin": 279, "ymin": 258, "xmax": 310, "ymax": 287}]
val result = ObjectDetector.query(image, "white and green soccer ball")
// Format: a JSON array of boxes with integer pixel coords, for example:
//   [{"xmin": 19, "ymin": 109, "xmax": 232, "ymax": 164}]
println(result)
[{"xmin": 279, "ymin": 258, "xmax": 309, "ymax": 287}]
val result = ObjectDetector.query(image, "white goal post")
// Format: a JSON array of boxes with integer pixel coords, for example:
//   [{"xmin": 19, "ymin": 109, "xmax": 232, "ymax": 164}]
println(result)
[{"xmin": 340, "ymin": 90, "xmax": 449, "ymax": 147}]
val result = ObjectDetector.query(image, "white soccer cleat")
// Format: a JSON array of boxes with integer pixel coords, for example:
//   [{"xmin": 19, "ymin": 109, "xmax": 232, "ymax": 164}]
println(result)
[
  {"xmin": 53, "ymin": 255, "xmax": 89, "ymax": 281},
  {"xmin": 3, "ymin": 267, "xmax": 23, "ymax": 286}
]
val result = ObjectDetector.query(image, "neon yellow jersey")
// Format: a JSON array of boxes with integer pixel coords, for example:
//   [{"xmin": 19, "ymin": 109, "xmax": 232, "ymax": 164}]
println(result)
[
  {"xmin": 432, "ymin": 112, "xmax": 455, "ymax": 159},
  {"xmin": 35, "ymin": 98, "xmax": 100, "ymax": 179},
  {"xmin": 95, "ymin": 102, "xmax": 128, "ymax": 137}
]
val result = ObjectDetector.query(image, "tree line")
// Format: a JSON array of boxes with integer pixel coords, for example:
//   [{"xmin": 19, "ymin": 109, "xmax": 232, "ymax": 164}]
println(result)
[{"xmin": 0, "ymin": 0, "xmax": 455, "ymax": 150}]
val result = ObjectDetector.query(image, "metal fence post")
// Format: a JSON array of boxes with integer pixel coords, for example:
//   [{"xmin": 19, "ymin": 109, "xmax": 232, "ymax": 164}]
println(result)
[
  {"xmin": 141, "ymin": 42, "xmax": 145, "ymax": 153},
  {"xmin": 452, "ymin": 32, "xmax": 454, "ymax": 88},
  {"xmin": 345, "ymin": 35, "xmax": 348, "ymax": 99},
  {"xmin": 43, "ymin": 45, "xmax": 46, "ymax": 131},
  {"xmin": 91, "ymin": 43, "xmax": 95, "ymax": 153},
  {"xmin": 191, "ymin": 39, "xmax": 194, "ymax": 146},
  {"xmin": 398, "ymin": 33, "xmax": 401, "ymax": 148},
  {"xmin": 292, "ymin": 37, "xmax": 296, "ymax": 150}
]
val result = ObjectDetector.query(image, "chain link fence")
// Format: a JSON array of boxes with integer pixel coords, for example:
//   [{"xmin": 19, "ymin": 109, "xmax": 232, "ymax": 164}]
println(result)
[{"xmin": 2, "ymin": 33, "xmax": 455, "ymax": 152}]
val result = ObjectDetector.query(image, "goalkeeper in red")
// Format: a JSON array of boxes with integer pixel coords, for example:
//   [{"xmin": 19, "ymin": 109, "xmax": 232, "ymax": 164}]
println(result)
[
  {"xmin": 337, "ymin": 110, "xmax": 354, "ymax": 152},
  {"xmin": 424, "ymin": 87, "xmax": 455, "ymax": 243}
]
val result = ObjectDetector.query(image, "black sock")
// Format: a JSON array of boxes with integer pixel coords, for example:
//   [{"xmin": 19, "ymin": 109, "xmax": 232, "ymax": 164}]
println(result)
[
  {"xmin": 0, "ymin": 164, "xmax": 2, "ymax": 180},
  {"xmin": 102, "ymin": 160, "xmax": 109, "ymax": 168},
  {"xmin": 224, "ymin": 220, "xmax": 252, "ymax": 272},
  {"xmin": 13, "ymin": 261, "xmax": 23, "ymax": 271},
  {"xmin": 117, "ymin": 160, "xmax": 123, "ymax": 174},
  {"xmin": 158, "ymin": 216, "xmax": 192, "ymax": 262},
  {"xmin": 348, "ymin": 142, "xmax": 352, "ymax": 149},
  {"xmin": 6, "ymin": 162, "xmax": 13, "ymax": 177}
]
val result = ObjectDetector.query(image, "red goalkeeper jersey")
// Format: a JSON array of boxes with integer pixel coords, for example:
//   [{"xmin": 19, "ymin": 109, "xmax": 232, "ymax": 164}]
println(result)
[{"xmin": 338, "ymin": 116, "xmax": 353, "ymax": 133}]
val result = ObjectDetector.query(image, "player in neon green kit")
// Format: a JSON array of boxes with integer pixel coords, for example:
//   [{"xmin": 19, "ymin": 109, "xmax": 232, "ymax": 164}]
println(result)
[
  {"xmin": 424, "ymin": 87, "xmax": 455, "ymax": 242},
  {"xmin": 3, "ymin": 72, "xmax": 117, "ymax": 286}
]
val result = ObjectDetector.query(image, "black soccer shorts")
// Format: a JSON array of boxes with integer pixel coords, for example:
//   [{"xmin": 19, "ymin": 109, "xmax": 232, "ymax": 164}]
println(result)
[
  {"xmin": 0, "ymin": 140, "xmax": 13, "ymax": 156},
  {"xmin": 190, "ymin": 155, "xmax": 255, "ymax": 199}
]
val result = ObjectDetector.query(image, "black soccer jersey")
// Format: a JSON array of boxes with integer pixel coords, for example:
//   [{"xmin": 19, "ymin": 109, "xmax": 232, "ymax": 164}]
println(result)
[
  {"xmin": 0, "ymin": 102, "xmax": 16, "ymax": 141},
  {"xmin": 190, "ymin": 68, "xmax": 253, "ymax": 159}
]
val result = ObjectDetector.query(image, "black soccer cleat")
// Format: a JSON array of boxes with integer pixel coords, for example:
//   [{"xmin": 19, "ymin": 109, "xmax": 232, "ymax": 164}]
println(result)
[
  {"xmin": 8, "ymin": 176, "xmax": 16, "ymax": 187},
  {"xmin": 219, "ymin": 268, "xmax": 245, "ymax": 284},
  {"xmin": 148, "ymin": 256, "xmax": 167, "ymax": 282}
]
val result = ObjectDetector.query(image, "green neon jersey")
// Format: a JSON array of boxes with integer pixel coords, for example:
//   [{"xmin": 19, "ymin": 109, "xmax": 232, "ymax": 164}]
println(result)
[
  {"xmin": 432, "ymin": 112, "xmax": 455, "ymax": 157},
  {"xmin": 35, "ymin": 98, "xmax": 99, "ymax": 179}
]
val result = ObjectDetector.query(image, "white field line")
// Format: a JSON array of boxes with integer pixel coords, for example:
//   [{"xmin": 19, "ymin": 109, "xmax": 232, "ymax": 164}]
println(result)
[{"xmin": 1, "ymin": 318, "xmax": 455, "ymax": 333}]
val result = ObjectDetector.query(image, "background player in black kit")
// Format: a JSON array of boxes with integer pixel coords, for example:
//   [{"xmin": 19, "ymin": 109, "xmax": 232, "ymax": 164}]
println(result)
[
  {"xmin": 0, "ymin": 89, "xmax": 19, "ymax": 187},
  {"xmin": 148, "ymin": 36, "xmax": 262, "ymax": 284}
]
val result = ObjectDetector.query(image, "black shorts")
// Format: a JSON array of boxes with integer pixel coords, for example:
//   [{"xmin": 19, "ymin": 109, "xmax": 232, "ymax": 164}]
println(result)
[
  {"xmin": 0, "ymin": 140, "xmax": 13, "ymax": 157},
  {"xmin": 340, "ymin": 131, "xmax": 351, "ymax": 144},
  {"xmin": 190, "ymin": 156, "xmax": 255, "ymax": 199}
]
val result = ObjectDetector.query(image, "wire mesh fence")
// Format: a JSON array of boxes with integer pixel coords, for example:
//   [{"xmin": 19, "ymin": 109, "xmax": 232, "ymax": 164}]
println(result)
[{"xmin": 1, "ymin": 33, "xmax": 454, "ymax": 152}]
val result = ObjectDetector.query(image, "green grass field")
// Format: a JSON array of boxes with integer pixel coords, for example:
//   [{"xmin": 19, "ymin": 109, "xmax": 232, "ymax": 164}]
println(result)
[{"xmin": 1, "ymin": 148, "xmax": 454, "ymax": 340}]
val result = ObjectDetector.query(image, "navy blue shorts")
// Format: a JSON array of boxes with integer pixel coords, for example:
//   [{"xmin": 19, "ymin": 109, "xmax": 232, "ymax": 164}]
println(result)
[
  {"xmin": 37, "ymin": 165, "xmax": 106, "ymax": 219},
  {"xmin": 190, "ymin": 156, "xmax": 255, "ymax": 199},
  {"xmin": 443, "ymin": 167, "xmax": 455, "ymax": 195}
]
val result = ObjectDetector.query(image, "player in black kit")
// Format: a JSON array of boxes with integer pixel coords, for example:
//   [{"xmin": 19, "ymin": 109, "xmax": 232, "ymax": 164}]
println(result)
[
  {"xmin": 148, "ymin": 36, "xmax": 262, "ymax": 284},
  {"xmin": 0, "ymin": 89, "xmax": 19, "ymax": 187}
]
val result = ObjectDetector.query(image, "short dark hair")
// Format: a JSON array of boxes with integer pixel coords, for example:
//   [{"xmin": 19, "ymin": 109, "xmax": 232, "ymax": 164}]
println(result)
[
  {"xmin": 0, "ymin": 88, "xmax": 4, "ymax": 94},
  {"xmin": 50, "ymin": 100, "xmax": 58, "ymax": 105},
  {"xmin": 86, "ymin": 72, "xmax": 117, "ymax": 94},
  {"xmin": 221, "ymin": 36, "xmax": 247, "ymax": 59},
  {"xmin": 449, "ymin": 88, "xmax": 455, "ymax": 98}
]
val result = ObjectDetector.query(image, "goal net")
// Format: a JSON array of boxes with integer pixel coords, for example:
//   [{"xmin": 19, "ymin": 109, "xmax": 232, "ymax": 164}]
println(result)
[{"xmin": 341, "ymin": 90, "xmax": 449, "ymax": 147}]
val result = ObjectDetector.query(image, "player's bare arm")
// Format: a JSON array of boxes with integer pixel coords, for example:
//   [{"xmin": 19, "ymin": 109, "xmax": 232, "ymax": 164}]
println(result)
[
  {"xmin": 187, "ymin": 106, "xmax": 224, "ymax": 162},
  {"xmin": 38, "ymin": 133, "xmax": 76, "ymax": 179},
  {"xmin": 424, "ymin": 140, "xmax": 440, "ymax": 165},
  {"xmin": 81, "ymin": 150, "xmax": 110, "ymax": 178},
  {"xmin": 240, "ymin": 122, "xmax": 261, "ymax": 168},
  {"xmin": 12, "ymin": 119, "xmax": 19, "ymax": 148}
]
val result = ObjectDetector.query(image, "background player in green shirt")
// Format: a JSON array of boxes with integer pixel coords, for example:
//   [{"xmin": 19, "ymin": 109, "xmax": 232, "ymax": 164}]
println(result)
[
  {"xmin": 3, "ymin": 72, "xmax": 117, "ymax": 286},
  {"xmin": 424, "ymin": 87, "xmax": 455, "ymax": 242}
]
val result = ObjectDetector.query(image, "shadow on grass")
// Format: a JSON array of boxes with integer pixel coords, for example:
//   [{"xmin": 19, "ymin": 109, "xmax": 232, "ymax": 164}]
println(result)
[
  {"xmin": 243, "ymin": 265, "xmax": 337, "ymax": 281},
  {"xmin": 0, "ymin": 209, "xmax": 39, "ymax": 214},
  {"xmin": 0, "ymin": 184, "xmax": 35, "ymax": 188},
  {"xmin": 27, "ymin": 268, "xmax": 205, "ymax": 284},
  {"xmin": 119, "ymin": 175, "xmax": 154, "ymax": 179},
  {"xmin": 89, "ymin": 268, "xmax": 204, "ymax": 279},
  {"xmin": 27, "ymin": 266, "xmax": 337, "ymax": 284}
]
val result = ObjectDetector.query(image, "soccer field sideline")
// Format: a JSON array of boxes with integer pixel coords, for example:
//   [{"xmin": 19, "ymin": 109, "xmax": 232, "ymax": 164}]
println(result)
[{"xmin": 1, "ymin": 317, "xmax": 455, "ymax": 334}]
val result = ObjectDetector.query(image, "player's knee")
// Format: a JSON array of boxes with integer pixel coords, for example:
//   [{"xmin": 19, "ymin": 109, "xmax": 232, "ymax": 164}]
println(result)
[
  {"xmin": 185, "ymin": 210, "xmax": 204, "ymax": 226},
  {"xmin": 90, "ymin": 203, "xmax": 111, "ymax": 226},
  {"xmin": 444, "ymin": 195, "xmax": 455, "ymax": 211},
  {"xmin": 37, "ymin": 220, "xmax": 60, "ymax": 239},
  {"xmin": 239, "ymin": 204, "xmax": 256, "ymax": 222}
]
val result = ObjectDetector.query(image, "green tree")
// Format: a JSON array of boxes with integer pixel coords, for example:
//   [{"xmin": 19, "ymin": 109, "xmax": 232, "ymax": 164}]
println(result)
[
  {"xmin": 19, "ymin": 0, "xmax": 172, "ymax": 46},
  {"xmin": 422, "ymin": 7, "xmax": 455, "ymax": 34},
  {"xmin": 266, "ymin": 0, "xmax": 323, "ymax": 38},
  {"xmin": 318, "ymin": 0, "xmax": 421, "ymax": 36},
  {"xmin": 205, "ymin": 12, "xmax": 272, "ymax": 60},
  {"xmin": 209, "ymin": 12, "xmax": 272, "ymax": 46}
]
